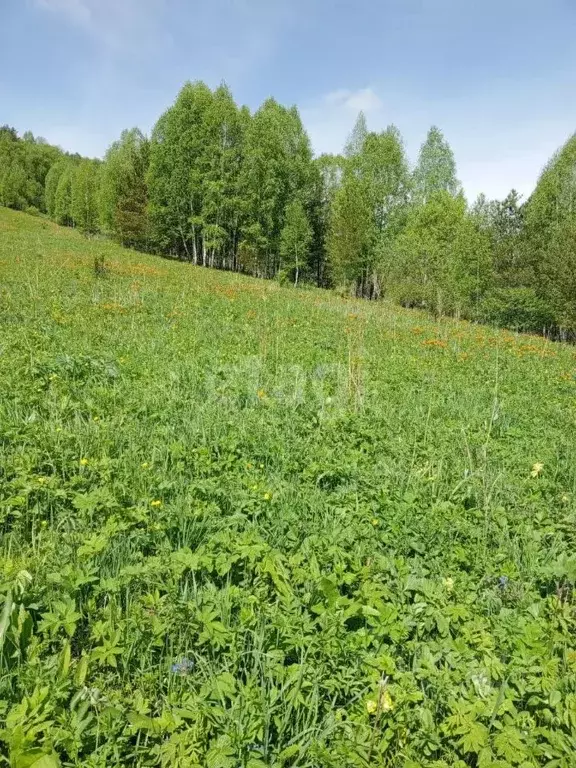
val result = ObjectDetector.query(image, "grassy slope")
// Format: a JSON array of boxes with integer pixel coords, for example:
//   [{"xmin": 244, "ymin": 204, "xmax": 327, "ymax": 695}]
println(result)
[{"xmin": 1, "ymin": 205, "xmax": 576, "ymax": 766}]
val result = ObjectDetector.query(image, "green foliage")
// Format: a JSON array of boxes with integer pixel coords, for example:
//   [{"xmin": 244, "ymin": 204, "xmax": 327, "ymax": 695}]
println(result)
[
  {"xmin": 522, "ymin": 135, "xmax": 576, "ymax": 333},
  {"xmin": 307, "ymin": 154, "xmax": 345, "ymax": 287},
  {"xmin": 327, "ymin": 172, "xmax": 375, "ymax": 293},
  {"xmin": 238, "ymin": 98, "xmax": 313, "ymax": 277},
  {"xmin": 361, "ymin": 126, "xmax": 411, "ymax": 240},
  {"xmin": 44, "ymin": 161, "xmax": 68, "ymax": 219},
  {"xmin": 327, "ymin": 125, "xmax": 411, "ymax": 298},
  {"xmin": 71, "ymin": 160, "xmax": 100, "ymax": 234},
  {"xmin": 344, "ymin": 111, "xmax": 368, "ymax": 159},
  {"xmin": 280, "ymin": 199, "xmax": 312, "ymax": 285},
  {"xmin": 148, "ymin": 81, "xmax": 218, "ymax": 260},
  {"xmin": 199, "ymin": 84, "xmax": 246, "ymax": 270},
  {"xmin": 538, "ymin": 217, "xmax": 576, "ymax": 332},
  {"xmin": 388, "ymin": 191, "xmax": 492, "ymax": 316},
  {"xmin": 0, "ymin": 128, "xmax": 62, "ymax": 212},
  {"xmin": 0, "ymin": 157, "xmax": 29, "ymax": 210},
  {"xmin": 525, "ymin": 133, "xmax": 576, "ymax": 241},
  {"xmin": 1, "ymin": 207, "xmax": 576, "ymax": 765},
  {"xmin": 479, "ymin": 287, "xmax": 556, "ymax": 333},
  {"xmin": 54, "ymin": 164, "xmax": 76, "ymax": 227},
  {"xmin": 487, "ymin": 190, "xmax": 529, "ymax": 287},
  {"xmin": 99, "ymin": 128, "xmax": 149, "ymax": 248},
  {"xmin": 413, "ymin": 125, "xmax": 461, "ymax": 204}
]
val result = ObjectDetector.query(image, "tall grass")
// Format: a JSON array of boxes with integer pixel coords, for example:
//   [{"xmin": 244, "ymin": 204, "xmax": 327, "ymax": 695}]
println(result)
[{"xmin": 1, "ymin": 206, "xmax": 575, "ymax": 766}]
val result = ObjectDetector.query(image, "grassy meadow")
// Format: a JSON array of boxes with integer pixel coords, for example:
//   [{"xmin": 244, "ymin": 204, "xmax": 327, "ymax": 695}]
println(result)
[{"xmin": 1, "ymin": 205, "xmax": 576, "ymax": 767}]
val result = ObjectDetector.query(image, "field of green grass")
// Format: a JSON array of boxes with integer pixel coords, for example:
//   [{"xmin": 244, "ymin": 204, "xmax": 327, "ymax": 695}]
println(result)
[{"xmin": 1, "ymin": 205, "xmax": 576, "ymax": 767}]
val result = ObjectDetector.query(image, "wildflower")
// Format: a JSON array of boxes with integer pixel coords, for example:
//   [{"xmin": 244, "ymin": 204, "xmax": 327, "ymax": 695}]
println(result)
[
  {"xmin": 55, "ymin": 427, "xmax": 62, "ymax": 433},
  {"xmin": 93, "ymin": 416, "xmax": 100, "ymax": 422},
  {"xmin": 80, "ymin": 458, "xmax": 89, "ymax": 466},
  {"xmin": 366, "ymin": 699, "xmax": 378, "ymax": 715},
  {"xmin": 263, "ymin": 492, "xmax": 271, "ymax": 501},
  {"xmin": 171, "ymin": 658, "xmax": 194, "ymax": 676},
  {"xmin": 561, "ymin": 494, "xmax": 570, "ymax": 503},
  {"xmin": 371, "ymin": 518, "xmax": 380, "ymax": 526},
  {"xmin": 530, "ymin": 462, "xmax": 544, "ymax": 478},
  {"xmin": 259, "ymin": 463, "xmax": 264, "ymax": 469},
  {"xmin": 257, "ymin": 389, "xmax": 266, "ymax": 399},
  {"xmin": 251, "ymin": 484, "xmax": 258, "ymax": 491},
  {"xmin": 381, "ymin": 691, "xmax": 393, "ymax": 711},
  {"xmin": 141, "ymin": 462, "xmax": 150, "ymax": 469},
  {"xmin": 41, "ymin": 520, "xmax": 47, "ymax": 527},
  {"xmin": 151, "ymin": 499, "xmax": 162, "ymax": 507},
  {"xmin": 443, "ymin": 577, "xmax": 454, "ymax": 591}
]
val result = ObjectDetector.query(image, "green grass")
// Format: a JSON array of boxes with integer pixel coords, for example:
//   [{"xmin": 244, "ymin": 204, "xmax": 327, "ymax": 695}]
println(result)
[{"xmin": 1, "ymin": 205, "xmax": 576, "ymax": 767}]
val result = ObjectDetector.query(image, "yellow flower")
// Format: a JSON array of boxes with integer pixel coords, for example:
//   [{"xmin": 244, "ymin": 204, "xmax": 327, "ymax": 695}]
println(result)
[
  {"xmin": 151, "ymin": 499, "xmax": 162, "ymax": 507},
  {"xmin": 93, "ymin": 416, "xmax": 100, "ymax": 422},
  {"xmin": 263, "ymin": 492, "xmax": 271, "ymax": 501},
  {"xmin": 366, "ymin": 699, "xmax": 378, "ymax": 715},
  {"xmin": 141, "ymin": 462, "xmax": 150, "ymax": 469},
  {"xmin": 257, "ymin": 389, "xmax": 266, "ymax": 399},
  {"xmin": 381, "ymin": 691, "xmax": 393, "ymax": 711},
  {"xmin": 80, "ymin": 458, "xmax": 89, "ymax": 466},
  {"xmin": 530, "ymin": 462, "xmax": 544, "ymax": 478},
  {"xmin": 371, "ymin": 518, "xmax": 380, "ymax": 526}
]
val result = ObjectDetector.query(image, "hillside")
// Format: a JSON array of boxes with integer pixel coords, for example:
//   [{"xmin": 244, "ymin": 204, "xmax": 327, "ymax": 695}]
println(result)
[{"xmin": 1, "ymin": 206, "xmax": 576, "ymax": 766}]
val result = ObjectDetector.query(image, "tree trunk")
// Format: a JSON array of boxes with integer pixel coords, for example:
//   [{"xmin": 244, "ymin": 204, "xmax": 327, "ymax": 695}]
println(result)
[{"xmin": 294, "ymin": 246, "xmax": 299, "ymax": 287}]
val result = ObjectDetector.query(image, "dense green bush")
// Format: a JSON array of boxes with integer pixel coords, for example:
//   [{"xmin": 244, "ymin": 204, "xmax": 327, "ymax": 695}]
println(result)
[{"xmin": 479, "ymin": 287, "xmax": 557, "ymax": 333}]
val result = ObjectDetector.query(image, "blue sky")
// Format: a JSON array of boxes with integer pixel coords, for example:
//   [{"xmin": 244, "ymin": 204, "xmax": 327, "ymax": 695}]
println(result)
[{"xmin": 1, "ymin": 0, "xmax": 575, "ymax": 201}]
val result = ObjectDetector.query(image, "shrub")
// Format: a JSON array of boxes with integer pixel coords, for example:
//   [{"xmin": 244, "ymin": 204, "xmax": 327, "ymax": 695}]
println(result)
[{"xmin": 479, "ymin": 287, "xmax": 556, "ymax": 333}]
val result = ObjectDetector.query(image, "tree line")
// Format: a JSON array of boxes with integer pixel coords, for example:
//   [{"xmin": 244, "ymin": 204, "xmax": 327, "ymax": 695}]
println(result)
[{"xmin": 2, "ymin": 81, "xmax": 576, "ymax": 336}]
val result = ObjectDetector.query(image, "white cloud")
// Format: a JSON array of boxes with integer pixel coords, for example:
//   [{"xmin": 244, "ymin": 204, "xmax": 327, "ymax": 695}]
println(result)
[
  {"xmin": 324, "ymin": 87, "xmax": 383, "ymax": 114},
  {"xmin": 33, "ymin": 0, "xmax": 167, "ymax": 51}
]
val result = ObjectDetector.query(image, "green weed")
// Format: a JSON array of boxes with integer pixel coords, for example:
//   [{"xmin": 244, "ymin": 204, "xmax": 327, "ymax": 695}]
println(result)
[{"xmin": 1, "ymin": 207, "xmax": 576, "ymax": 767}]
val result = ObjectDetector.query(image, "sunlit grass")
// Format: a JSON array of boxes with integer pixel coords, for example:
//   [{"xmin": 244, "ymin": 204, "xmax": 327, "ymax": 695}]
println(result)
[{"xmin": 1, "ymin": 206, "xmax": 576, "ymax": 766}]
